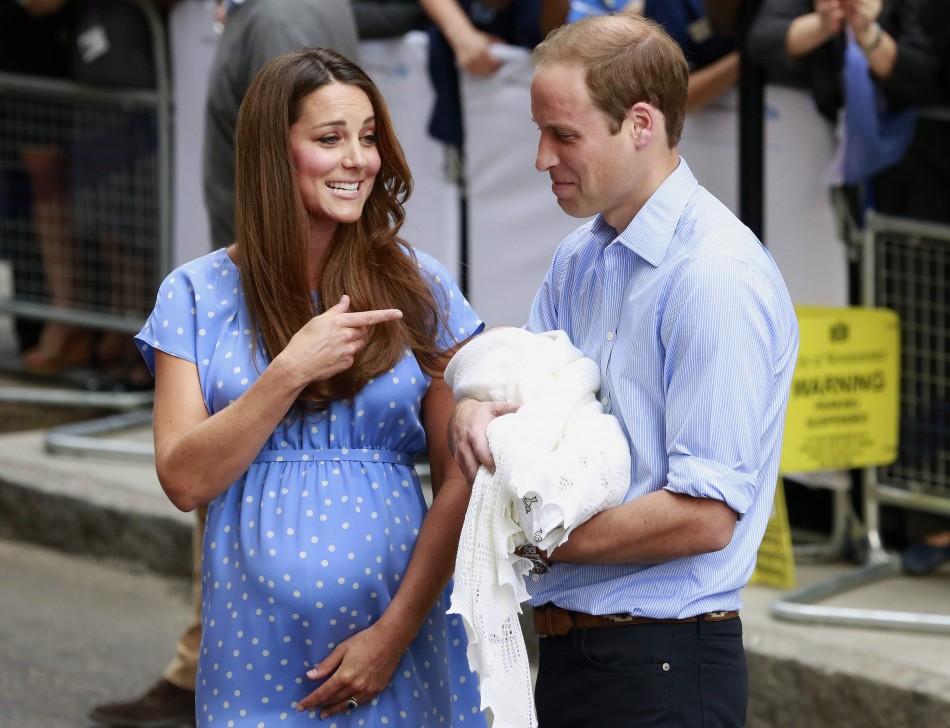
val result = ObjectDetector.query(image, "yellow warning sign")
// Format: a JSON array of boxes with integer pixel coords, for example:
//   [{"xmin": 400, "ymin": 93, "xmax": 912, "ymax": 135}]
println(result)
[
  {"xmin": 750, "ymin": 478, "xmax": 796, "ymax": 590},
  {"xmin": 780, "ymin": 306, "xmax": 900, "ymax": 473}
]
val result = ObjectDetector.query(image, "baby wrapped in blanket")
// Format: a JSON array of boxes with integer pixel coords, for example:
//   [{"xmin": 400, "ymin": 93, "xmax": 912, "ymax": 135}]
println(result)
[{"xmin": 445, "ymin": 327, "xmax": 630, "ymax": 728}]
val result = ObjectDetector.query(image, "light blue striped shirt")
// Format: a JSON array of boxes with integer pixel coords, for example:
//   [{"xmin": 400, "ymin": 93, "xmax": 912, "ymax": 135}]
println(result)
[{"xmin": 525, "ymin": 159, "xmax": 799, "ymax": 618}]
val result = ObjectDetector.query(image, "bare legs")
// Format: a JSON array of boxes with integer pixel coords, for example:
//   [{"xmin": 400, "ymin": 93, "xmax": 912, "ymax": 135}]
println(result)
[{"xmin": 18, "ymin": 144, "xmax": 92, "ymax": 373}]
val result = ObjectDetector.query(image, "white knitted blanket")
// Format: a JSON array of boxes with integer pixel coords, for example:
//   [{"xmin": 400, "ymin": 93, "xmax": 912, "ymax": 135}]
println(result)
[{"xmin": 445, "ymin": 328, "xmax": 630, "ymax": 728}]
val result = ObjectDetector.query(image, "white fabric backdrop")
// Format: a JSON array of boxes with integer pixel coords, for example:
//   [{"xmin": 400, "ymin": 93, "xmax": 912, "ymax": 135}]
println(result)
[
  {"xmin": 461, "ymin": 46, "xmax": 591, "ymax": 328},
  {"xmin": 679, "ymin": 85, "xmax": 849, "ymax": 307},
  {"xmin": 169, "ymin": 0, "xmax": 218, "ymax": 267}
]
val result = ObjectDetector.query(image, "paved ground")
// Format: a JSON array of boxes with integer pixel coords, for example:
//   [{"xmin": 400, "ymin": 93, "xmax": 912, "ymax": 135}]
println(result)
[
  {"xmin": 1, "ymin": 369, "xmax": 949, "ymax": 726},
  {"xmin": 0, "ymin": 538, "xmax": 192, "ymax": 728}
]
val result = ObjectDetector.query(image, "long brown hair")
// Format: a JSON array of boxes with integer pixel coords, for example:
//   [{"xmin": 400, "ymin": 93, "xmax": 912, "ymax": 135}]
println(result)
[{"xmin": 234, "ymin": 47, "xmax": 447, "ymax": 411}]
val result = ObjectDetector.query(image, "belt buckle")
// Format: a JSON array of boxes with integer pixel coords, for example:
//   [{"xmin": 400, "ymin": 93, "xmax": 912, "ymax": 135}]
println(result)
[
  {"xmin": 706, "ymin": 611, "xmax": 729, "ymax": 620},
  {"xmin": 603, "ymin": 613, "xmax": 637, "ymax": 624}
]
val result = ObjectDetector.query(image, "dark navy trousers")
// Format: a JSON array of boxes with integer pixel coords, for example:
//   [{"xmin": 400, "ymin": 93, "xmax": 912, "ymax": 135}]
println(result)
[{"xmin": 535, "ymin": 617, "xmax": 748, "ymax": 727}]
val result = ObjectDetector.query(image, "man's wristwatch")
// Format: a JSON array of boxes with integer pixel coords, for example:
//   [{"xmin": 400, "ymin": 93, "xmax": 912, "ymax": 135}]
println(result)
[{"xmin": 515, "ymin": 543, "xmax": 551, "ymax": 574}]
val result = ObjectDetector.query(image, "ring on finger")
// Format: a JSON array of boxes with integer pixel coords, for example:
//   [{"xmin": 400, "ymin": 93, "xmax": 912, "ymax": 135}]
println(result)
[{"xmin": 345, "ymin": 696, "xmax": 359, "ymax": 711}]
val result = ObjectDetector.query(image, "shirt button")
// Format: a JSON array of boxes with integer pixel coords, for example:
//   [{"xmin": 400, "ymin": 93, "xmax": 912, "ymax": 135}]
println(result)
[
  {"xmin": 606, "ymin": 331, "xmax": 614, "ymax": 341},
  {"xmin": 601, "ymin": 396, "xmax": 609, "ymax": 407},
  {"xmin": 531, "ymin": 574, "xmax": 541, "ymax": 582},
  {"xmin": 662, "ymin": 662, "xmax": 671, "ymax": 672}
]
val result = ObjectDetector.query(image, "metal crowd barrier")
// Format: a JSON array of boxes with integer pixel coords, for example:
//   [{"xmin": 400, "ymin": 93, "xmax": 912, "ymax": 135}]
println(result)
[
  {"xmin": 785, "ymin": 471, "xmax": 859, "ymax": 564},
  {"xmin": 773, "ymin": 211, "xmax": 950, "ymax": 633},
  {"xmin": 0, "ymin": 0, "xmax": 170, "ymax": 452},
  {"xmin": 862, "ymin": 212, "xmax": 950, "ymax": 548}
]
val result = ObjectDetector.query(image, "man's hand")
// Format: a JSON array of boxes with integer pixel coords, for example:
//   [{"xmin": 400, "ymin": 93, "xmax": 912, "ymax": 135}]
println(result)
[{"xmin": 448, "ymin": 398, "xmax": 519, "ymax": 482}]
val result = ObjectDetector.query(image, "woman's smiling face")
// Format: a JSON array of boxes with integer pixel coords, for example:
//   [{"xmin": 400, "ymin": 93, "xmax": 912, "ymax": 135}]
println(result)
[{"xmin": 289, "ymin": 82, "xmax": 381, "ymax": 229}]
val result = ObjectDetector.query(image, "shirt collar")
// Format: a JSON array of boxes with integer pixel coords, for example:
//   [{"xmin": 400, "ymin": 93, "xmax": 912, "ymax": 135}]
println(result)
[{"xmin": 589, "ymin": 157, "xmax": 697, "ymax": 267}]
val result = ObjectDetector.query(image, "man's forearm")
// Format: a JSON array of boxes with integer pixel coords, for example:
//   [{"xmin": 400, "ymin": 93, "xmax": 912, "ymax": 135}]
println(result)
[{"xmin": 548, "ymin": 489, "xmax": 738, "ymax": 565}]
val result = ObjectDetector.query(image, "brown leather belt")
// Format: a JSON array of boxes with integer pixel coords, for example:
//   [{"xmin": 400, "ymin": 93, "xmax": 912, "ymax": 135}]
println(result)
[{"xmin": 533, "ymin": 603, "xmax": 740, "ymax": 638}]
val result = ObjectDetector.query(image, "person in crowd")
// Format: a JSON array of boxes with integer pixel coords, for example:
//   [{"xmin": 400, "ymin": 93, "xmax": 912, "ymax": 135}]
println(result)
[
  {"xmin": 747, "ymin": 0, "xmax": 947, "ymax": 561},
  {"xmin": 205, "ymin": 0, "xmax": 431, "ymax": 250},
  {"xmin": 0, "ymin": 0, "xmax": 81, "ymax": 371},
  {"xmin": 420, "ymin": 0, "xmax": 550, "ymax": 147},
  {"xmin": 746, "ymin": 0, "xmax": 937, "ymax": 126},
  {"xmin": 203, "ymin": 0, "xmax": 360, "ymax": 249},
  {"xmin": 868, "ymin": 0, "xmax": 950, "ymax": 223},
  {"xmin": 67, "ymin": 0, "xmax": 165, "ymax": 390},
  {"xmin": 558, "ymin": 0, "xmax": 741, "ymax": 113},
  {"xmin": 701, "ymin": 0, "xmax": 743, "ymax": 36},
  {"xmin": 887, "ymin": 0, "xmax": 950, "ymax": 577},
  {"xmin": 90, "ymin": 4, "xmax": 361, "ymax": 724},
  {"xmin": 93, "ymin": 2, "xmax": 432, "ymax": 722},
  {"xmin": 351, "ymin": 0, "xmax": 429, "ymax": 42},
  {"xmin": 134, "ymin": 47, "xmax": 485, "ymax": 726},
  {"xmin": 3, "ymin": 0, "xmax": 163, "ymax": 388},
  {"xmin": 449, "ymin": 14, "xmax": 798, "ymax": 726}
]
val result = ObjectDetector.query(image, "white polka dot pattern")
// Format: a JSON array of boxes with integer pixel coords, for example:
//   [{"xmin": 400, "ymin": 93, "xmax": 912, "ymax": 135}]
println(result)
[{"xmin": 135, "ymin": 248, "xmax": 486, "ymax": 726}]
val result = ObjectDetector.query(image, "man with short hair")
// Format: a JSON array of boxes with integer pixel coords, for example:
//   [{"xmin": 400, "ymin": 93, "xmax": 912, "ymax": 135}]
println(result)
[{"xmin": 450, "ymin": 14, "xmax": 799, "ymax": 726}]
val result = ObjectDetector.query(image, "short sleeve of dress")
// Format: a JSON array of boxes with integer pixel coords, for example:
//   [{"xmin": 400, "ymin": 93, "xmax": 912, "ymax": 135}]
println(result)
[
  {"xmin": 134, "ymin": 262, "xmax": 202, "ymax": 375},
  {"xmin": 412, "ymin": 249, "xmax": 484, "ymax": 352}
]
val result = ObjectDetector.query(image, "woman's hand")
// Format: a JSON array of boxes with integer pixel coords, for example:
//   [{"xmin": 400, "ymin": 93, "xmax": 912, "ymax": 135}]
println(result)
[
  {"xmin": 815, "ymin": 0, "xmax": 846, "ymax": 37},
  {"xmin": 275, "ymin": 295, "xmax": 402, "ymax": 388},
  {"xmin": 297, "ymin": 622, "xmax": 409, "ymax": 719},
  {"xmin": 787, "ymin": 0, "xmax": 845, "ymax": 58},
  {"xmin": 452, "ymin": 27, "xmax": 503, "ymax": 76},
  {"xmin": 844, "ymin": 0, "xmax": 882, "ymax": 44}
]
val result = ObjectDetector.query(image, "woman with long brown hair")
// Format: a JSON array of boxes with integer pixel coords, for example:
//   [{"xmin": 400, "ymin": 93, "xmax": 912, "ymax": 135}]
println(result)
[{"xmin": 134, "ymin": 48, "xmax": 486, "ymax": 725}]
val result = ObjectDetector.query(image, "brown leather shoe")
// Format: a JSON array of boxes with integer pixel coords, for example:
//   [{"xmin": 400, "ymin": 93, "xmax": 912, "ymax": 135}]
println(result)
[{"xmin": 88, "ymin": 679, "xmax": 195, "ymax": 727}]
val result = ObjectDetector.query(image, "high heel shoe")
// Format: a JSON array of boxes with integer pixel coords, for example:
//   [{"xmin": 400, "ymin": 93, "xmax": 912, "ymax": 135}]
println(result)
[{"xmin": 22, "ymin": 327, "xmax": 94, "ymax": 375}]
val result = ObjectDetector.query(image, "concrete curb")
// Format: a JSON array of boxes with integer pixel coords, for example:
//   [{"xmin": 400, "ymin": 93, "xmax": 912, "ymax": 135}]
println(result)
[
  {"xmin": 0, "ymin": 428, "xmax": 192, "ymax": 576},
  {"xmin": 0, "ymin": 477, "xmax": 191, "ymax": 577},
  {"xmin": 747, "ymin": 650, "xmax": 948, "ymax": 727}
]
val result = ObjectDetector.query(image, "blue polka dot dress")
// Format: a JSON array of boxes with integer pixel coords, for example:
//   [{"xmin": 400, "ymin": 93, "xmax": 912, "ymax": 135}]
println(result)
[{"xmin": 135, "ymin": 248, "xmax": 487, "ymax": 727}]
